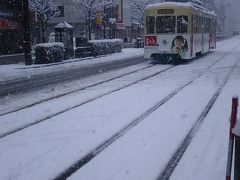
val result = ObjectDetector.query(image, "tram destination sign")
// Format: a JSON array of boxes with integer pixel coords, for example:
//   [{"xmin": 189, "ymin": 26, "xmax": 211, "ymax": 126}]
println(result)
[{"xmin": 158, "ymin": 9, "xmax": 174, "ymax": 14}]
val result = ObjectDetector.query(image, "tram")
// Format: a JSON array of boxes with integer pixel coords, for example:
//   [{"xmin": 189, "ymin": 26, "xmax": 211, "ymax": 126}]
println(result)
[{"xmin": 144, "ymin": 2, "xmax": 217, "ymax": 63}]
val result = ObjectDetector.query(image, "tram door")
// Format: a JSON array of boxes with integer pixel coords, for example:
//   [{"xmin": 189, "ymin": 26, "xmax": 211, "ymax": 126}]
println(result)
[
  {"xmin": 0, "ymin": 32, "xmax": 3, "ymax": 54},
  {"xmin": 201, "ymin": 34, "xmax": 204, "ymax": 53}
]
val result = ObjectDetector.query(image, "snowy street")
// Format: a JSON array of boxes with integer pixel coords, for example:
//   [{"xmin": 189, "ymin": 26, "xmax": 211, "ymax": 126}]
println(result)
[
  {"xmin": 0, "ymin": 48, "xmax": 145, "ymax": 96},
  {"xmin": 1, "ymin": 37, "xmax": 240, "ymax": 180}
]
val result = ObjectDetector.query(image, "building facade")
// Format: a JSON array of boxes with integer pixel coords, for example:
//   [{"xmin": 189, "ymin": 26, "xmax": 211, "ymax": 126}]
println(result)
[
  {"xmin": 47, "ymin": 0, "xmax": 126, "ymax": 41},
  {"xmin": 0, "ymin": 0, "xmax": 24, "ymax": 55}
]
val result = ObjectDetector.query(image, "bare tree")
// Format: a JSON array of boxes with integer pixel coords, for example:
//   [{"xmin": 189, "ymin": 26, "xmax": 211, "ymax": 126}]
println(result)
[
  {"xmin": 131, "ymin": 0, "xmax": 158, "ymax": 26},
  {"xmin": 73, "ymin": 0, "xmax": 113, "ymax": 40},
  {"xmin": 30, "ymin": 0, "xmax": 59, "ymax": 43}
]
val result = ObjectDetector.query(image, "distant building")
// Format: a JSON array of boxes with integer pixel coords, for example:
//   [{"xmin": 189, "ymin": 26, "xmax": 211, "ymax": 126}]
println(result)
[
  {"xmin": 47, "ymin": 0, "xmax": 126, "ymax": 41},
  {"xmin": 213, "ymin": 0, "xmax": 233, "ymax": 36},
  {"xmin": 47, "ymin": 0, "xmax": 86, "ymax": 39}
]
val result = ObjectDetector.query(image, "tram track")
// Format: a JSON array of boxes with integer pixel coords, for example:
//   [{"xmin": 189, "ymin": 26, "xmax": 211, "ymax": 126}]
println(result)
[
  {"xmin": 1, "ymin": 40, "xmax": 235, "ymax": 139},
  {"xmin": 0, "ymin": 63, "xmax": 155, "ymax": 116},
  {"xmin": 1, "ymin": 37, "xmax": 237, "ymax": 117},
  {"xmin": 0, "ymin": 64, "xmax": 176, "ymax": 139},
  {"xmin": 0, "ymin": 56, "xmax": 148, "ymax": 97},
  {"xmin": 52, "ymin": 42, "xmax": 240, "ymax": 180},
  {"xmin": 1, "ymin": 36, "xmax": 236, "ymax": 117},
  {"xmin": 0, "ymin": 39, "xmax": 239, "ymax": 180},
  {"xmin": 157, "ymin": 57, "xmax": 240, "ymax": 180}
]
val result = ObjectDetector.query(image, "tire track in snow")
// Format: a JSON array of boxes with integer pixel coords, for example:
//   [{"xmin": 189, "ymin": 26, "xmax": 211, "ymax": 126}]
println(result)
[
  {"xmin": 0, "ymin": 65, "xmax": 175, "ymax": 139},
  {"xmin": 0, "ymin": 57, "xmax": 148, "ymax": 97},
  {"xmin": 52, "ymin": 43, "xmax": 240, "ymax": 180},
  {"xmin": 156, "ymin": 59, "xmax": 240, "ymax": 180},
  {"xmin": 0, "ymin": 62, "xmax": 153, "ymax": 116}
]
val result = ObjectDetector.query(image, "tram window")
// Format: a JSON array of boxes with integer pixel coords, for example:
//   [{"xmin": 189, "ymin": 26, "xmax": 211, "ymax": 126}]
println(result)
[
  {"xmin": 177, "ymin": 16, "xmax": 188, "ymax": 33},
  {"xmin": 193, "ymin": 15, "xmax": 197, "ymax": 33},
  {"xmin": 199, "ymin": 16, "xmax": 204, "ymax": 33},
  {"xmin": 146, "ymin": 16, "xmax": 155, "ymax": 34},
  {"xmin": 156, "ymin": 16, "xmax": 175, "ymax": 33},
  {"xmin": 206, "ymin": 18, "xmax": 209, "ymax": 33},
  {"xmin": 196, "ymin": 16, "xmax": 200, "ymax": 33}
]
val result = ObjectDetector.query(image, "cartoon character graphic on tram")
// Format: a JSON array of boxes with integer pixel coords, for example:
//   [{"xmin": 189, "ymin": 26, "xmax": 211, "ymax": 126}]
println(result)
[{"xmin": 171, "ymin": 36, "xmax": 188, "ymax": 58}]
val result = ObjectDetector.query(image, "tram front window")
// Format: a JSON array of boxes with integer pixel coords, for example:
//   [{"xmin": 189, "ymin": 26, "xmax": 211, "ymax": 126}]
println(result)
[
  {"xmin": 177, "ymin": 16, "xmax": 188, "ymax": 33},
  {"xmin": 156, "ymin": 16, "xmax": 175, "ymax": 33},
  {"xmin": 146, "ymin": 16, "xmax": 155, "ymax": 34}
]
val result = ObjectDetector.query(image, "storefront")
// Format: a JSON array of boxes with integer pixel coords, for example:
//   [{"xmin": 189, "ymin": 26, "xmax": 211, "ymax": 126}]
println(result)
[{"xmin": 0, "ymin": 0, "xmax": 24, "ymax": 55}]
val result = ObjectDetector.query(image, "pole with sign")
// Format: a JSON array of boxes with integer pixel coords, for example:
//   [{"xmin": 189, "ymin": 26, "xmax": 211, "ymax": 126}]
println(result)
[
  {"xmin": 22, "ymin": 0, "xmax": 32, "ymax": 65},
  {"xmin": 109, "ymin": 18, "xmax": 116, "ymax": 39}
]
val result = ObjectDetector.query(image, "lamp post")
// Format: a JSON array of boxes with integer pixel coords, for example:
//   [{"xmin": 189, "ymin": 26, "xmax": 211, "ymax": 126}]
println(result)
[
  {"xmin": 22, "ymin": 0, "xmax": 32, "ymax": 65},
  {"xmin": 109, "ymin": 18, "xmax": 116, "ymax": 39}
]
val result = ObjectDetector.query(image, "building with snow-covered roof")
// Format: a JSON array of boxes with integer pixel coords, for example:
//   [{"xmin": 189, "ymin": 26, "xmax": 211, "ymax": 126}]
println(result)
[{"xmin": 46, "ymin": 0, "xmax": 128, "ymax": 41}]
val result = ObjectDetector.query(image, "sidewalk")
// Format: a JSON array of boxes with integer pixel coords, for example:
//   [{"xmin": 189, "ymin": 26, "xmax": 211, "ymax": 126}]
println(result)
[
  {"xmin": 0, "ymin": 48, "xmax": 144, "ymax": 81},
  {"xmin": 0, "ymin": 48, "xmax": 144, "ymax": 96},
  {"xmin": 0, "ymin": 53, "xmax": 25, "ymax": 65}
]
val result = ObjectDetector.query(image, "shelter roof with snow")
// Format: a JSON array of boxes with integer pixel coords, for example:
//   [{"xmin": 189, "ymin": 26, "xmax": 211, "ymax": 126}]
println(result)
[{"xmin": 55, "ymin": 21, "xmax": 73, "ymax": 29}]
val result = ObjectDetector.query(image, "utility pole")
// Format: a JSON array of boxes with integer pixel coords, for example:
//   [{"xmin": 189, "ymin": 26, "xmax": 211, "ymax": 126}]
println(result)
[{"xmin": 22, "ymin": 0, "xmax": 32, "ymax": 65}]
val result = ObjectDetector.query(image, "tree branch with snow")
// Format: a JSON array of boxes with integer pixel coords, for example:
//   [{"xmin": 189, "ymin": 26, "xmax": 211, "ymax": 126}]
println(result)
[
  {"xmin": 131, "ymin": 0, "xmax": 159, "ymax": 26},
  {"xmin": 72, "ymin": 0, "xmax": 113, "ymax": 40},
  {"xmin": 30, "ymin": 0, "xmax": 60, "ymax": 42}
]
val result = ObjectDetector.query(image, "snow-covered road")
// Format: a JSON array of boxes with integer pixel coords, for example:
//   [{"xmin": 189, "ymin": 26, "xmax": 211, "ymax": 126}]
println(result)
[{"xmin": 1, "ymin": 37, "xmax": 240, "ymax": 180}]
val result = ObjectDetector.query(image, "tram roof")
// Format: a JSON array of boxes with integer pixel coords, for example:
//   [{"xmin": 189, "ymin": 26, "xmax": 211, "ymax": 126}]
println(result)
[{"xmin": 145, "ymin": 2, "xmax": 216, "ymax": 17}]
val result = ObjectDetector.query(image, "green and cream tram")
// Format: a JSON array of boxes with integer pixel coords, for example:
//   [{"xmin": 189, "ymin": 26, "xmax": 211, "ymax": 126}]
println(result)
[{"xmin": 144, "ymin": 2, "xmax": 217, "ymax": 63}]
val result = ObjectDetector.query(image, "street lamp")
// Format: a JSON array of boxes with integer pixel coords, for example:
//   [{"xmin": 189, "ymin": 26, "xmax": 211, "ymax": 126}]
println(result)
[
  {"xmin": 22, "ymin": 0, "xmax": 32, "ymax": 65},
  {"xmin": 109, "ymin": 17, "xmax": 116, "ymax": 39}
]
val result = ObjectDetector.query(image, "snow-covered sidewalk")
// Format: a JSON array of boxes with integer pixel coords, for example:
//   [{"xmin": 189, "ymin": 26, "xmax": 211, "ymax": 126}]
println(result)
[{"xmin": 0, "ymin": 48, "xmax": 144, "ymax": 82}]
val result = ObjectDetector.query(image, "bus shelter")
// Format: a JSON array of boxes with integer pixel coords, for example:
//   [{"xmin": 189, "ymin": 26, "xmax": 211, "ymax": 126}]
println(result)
[{"xmin": 55, "ymin": 21, "xmax": 74, "ymax": 59}]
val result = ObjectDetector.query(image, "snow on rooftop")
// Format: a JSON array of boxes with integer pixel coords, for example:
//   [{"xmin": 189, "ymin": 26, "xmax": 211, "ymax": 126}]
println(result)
[
  {"xmin": 145, "ymin": 2, "xmax": 216, "ymax": 16},
  {"xmin": 35, "ymin": 42, "xmax": 64, "ymax": 48},
  {"xmin": 55, "ymin": 21, "xmax": 73, "ymax": 29},
  {"xmin": 88, "ymin": 39, "xmax": 123, "ymax": 44},
  {"xmin": 146, "ymin": 2, "xmax": 192, "ymax": 9}
]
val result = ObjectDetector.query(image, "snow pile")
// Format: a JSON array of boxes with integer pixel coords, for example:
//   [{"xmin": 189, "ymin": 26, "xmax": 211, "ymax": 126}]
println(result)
[{"xmin": 35, "ymin": 42, "xmax": 64, "ymax": 48}]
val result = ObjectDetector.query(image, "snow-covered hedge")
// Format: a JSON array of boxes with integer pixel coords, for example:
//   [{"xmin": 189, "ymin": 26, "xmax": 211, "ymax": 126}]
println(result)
[
  {"xmin": 88, "ymin": 39, "xmax": 123, "ymax": 56},
  {"xmin": 75, "ymin": 46, "xmax": 92, "ymax": 58},
  {"xmin": 34, "ymin": 42, "xmax": 65, "ymax": 64}
]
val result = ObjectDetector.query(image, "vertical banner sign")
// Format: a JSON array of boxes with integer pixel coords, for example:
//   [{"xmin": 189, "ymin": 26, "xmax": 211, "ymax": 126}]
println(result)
[
  {"xmin": 114, "ymin": 0, "xmax": 122, "ymax": 22},
  {"xmin": 96, "ymin": 11, "xmax": 103, "ymax": 25}
]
